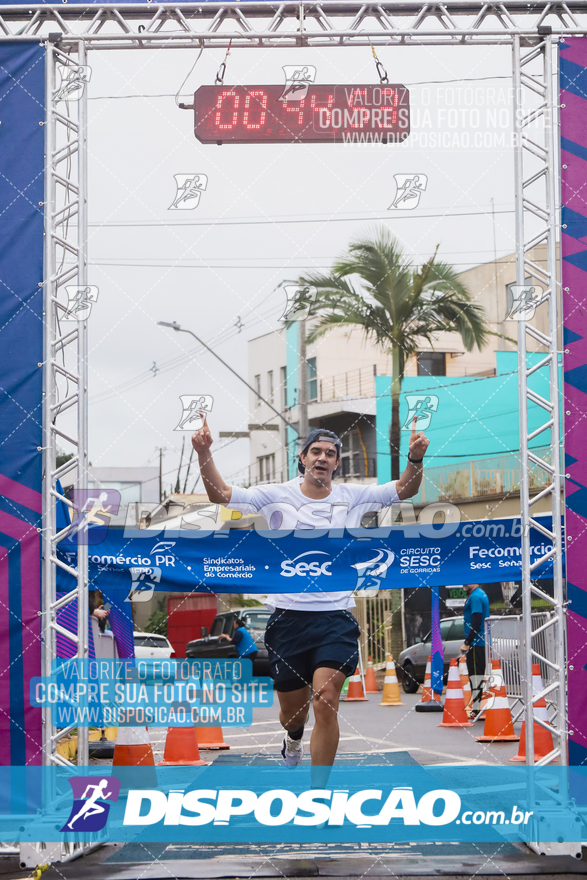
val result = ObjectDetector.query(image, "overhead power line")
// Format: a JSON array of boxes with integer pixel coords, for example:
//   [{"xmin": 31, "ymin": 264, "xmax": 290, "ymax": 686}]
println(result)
[
  {"xmin": 88, "ymin": 208, "xmax": 514, "ymax": 229},
  {"xmin": 88, "ymin": 74, "xmax": 512, "ymax": 101},
  {"xmin": 90, "ymin": 299, "xmax": 282, "ymax": 405}
]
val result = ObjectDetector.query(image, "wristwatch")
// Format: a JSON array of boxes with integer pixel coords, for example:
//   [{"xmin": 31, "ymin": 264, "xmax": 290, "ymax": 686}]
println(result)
[{"xmin": 407, "ymin": 454, "xmax": 423, "ymax": 463}]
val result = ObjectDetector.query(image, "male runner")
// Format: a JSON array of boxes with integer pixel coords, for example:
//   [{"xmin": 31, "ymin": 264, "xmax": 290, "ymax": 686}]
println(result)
[{"xmin": 192, "ymin": 416, "xmax": 428, "ymax": 770}]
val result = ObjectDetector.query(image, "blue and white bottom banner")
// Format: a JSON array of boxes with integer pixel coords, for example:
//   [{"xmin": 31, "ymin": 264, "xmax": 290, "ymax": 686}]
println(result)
[{"xmin": 1, "ymin": 767, "xmax": 585, "ymax": 844}]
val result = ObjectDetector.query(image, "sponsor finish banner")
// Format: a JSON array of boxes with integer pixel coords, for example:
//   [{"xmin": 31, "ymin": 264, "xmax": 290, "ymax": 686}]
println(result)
[
  {"xmin": 57, "ymin": 516, "xmax": 561, "ymax": 596},
  {"xmin": 0, "ymin": 766, "xmax": 584, "ymax": 845}
]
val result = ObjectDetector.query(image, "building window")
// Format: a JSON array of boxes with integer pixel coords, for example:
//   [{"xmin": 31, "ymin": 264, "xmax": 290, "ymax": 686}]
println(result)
[
  {"xmin": 417, "ymin": 352, "xmax": 446, "ymax": 377},
  {"xmin": 267, "ymin": 370, "xmax": 274, "ymax": 404},
  {"xmin": 339, "ymin": 428, "xmax": 375, "ymax": 479},
  {"xmin": 258, "ymin": 453, "xmax": 275, "ymax": 483},
  {"xmin": 254, "ymin": 374, "xmax": 261, "ymax": 407},
  {"xmin": 307, "ymin": 357, "xmax": 317, "ymax": 402},
  {"xmin": 280, "ymin": 366, "xmax": 287, "ymax": 410}
]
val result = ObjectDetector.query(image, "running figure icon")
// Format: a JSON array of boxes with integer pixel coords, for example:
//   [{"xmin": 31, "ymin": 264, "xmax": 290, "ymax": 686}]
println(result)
[
  {"xmin": 175, "ymin": 395, "xmax": 214, "ymax": 431},
  {"xmin": 389, "ymin": 174, "xmax": 428, "ymax": 210},
  {"xmin": 68, "ymin": 492, "xmax": 113, "ymax": 538},
  {"xmin": 279, "ymin": 65, "xmax": 317, "ymax": 102},
  {"xmin": 60, "ymin": 775, "xmax": 121, "ymax": 832},
  {"xmin": 66, "ymin": 779, "xmax": 113, "ymax": 830},
  {"xmin": 169, "ymin": 174, "xmax": 208, "ymax": 210},
  {"xmin": 402, "ymin": 394, "xmax": 439, "ymax": 431}
]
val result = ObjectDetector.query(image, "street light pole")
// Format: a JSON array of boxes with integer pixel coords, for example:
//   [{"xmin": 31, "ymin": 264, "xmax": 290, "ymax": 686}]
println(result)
[
  {"xmin": 157, "ymin": 321, "xmax": 297, "ymax": 434},
  {"xmin": 298, "ymin": 318, "xmax": 308, "ymax": 451}
]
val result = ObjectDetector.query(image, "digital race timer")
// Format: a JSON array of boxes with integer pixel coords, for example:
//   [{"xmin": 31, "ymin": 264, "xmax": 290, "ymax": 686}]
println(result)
[{"xmin": 192, "ymin": 84, "xmax": 410, "ymax": 144}]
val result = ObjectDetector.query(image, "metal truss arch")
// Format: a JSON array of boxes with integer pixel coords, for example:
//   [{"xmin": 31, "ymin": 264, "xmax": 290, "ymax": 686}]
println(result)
[
  {"xmin": 11, "ymin": 3, "xmax": 581, "ymax": 865},
  {"xmin": 0, "ymin": 1, "xmax": 587, "ymax": 49}
]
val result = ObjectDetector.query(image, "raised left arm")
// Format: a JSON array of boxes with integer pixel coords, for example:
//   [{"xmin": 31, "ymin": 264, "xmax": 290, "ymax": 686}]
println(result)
[{"xmin": 396, "ymin": 416, "xmax": 430, "ymax": 500}]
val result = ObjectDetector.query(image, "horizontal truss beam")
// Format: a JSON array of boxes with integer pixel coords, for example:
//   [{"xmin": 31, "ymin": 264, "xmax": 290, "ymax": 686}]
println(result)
[{"xmin": 1, "ymin": 2, "xmax": 587, "ymax": 47}]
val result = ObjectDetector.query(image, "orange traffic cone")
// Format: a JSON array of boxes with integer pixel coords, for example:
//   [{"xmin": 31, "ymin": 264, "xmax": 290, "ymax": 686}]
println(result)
[
  {"xmin": 459, "ymin": 655, "xmax": 473, "ymax": 714},
  {"xmin": 438, "ymin": 659, "xmax": 474, "ymax": 727},
  {"xmin": 364, "ymin": 656, "xmax": 379, "ymax": 693},
  {"xmin": 510, "ymin": 664, "xmax": 555, "ymax": 762},
  {"xmin": 343, "ymin": 667, "xmax": 369, "ymax": 702},
  {"xmin": 415, "ymin": 655, "xmax": 443, "ymax": 713},
  {"xmin": 112, "ymin": 726, "xmax": 158, "ymax": 788},
  {"xmin": 477, "ymin": 660, "xmax": 496, "ymax": 721},
  {"xmin": 195, "ymin": 726, "xmax": 230, "ymax": 750},
  {"xmin": 112, "ymin": 726, "xmax": 156, "ymax": 767},
  {"xmin": 379, "ymin": 655, "xmax": 403, "ymax": 706},
  {"xmin": 475, "ymin": 660, "xmax": 519, "ymax": 742},
  {"xmin": 158, "ymin": 727, "xmax": 210, "ymax": 766}
]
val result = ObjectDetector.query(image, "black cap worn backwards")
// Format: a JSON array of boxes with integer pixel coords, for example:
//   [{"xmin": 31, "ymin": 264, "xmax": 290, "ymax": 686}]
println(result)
[{"xmin": 298, "ymin": 429, "xmax": 342, "ymax": 475}]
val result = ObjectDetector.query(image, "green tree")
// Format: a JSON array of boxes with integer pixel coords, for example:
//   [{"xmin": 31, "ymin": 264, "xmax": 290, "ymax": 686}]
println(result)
[
  {"xmin": 145, "ymin": 598, "xmax": 168, "ymax": 637},
  {"xmin": 302, "ymin": 227, "xmax": 491, "ymax": 480}
]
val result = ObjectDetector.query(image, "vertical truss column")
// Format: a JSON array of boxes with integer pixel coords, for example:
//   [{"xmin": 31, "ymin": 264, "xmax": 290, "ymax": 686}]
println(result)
[
  {"xmin": 41, "ymin": 39, "xmax": 89, "ymax": 770},
  {"xmin": 512, "ymin": 32, "xmax": 566, "ymax": 774}
]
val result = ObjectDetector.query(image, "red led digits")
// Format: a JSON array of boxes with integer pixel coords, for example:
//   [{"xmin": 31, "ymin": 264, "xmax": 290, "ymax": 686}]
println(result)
[
  {"xmin": 243, "ymin": 90, "xmax": 268, "ymax": 130},
  {"xmin": 214, "ymin": 90, "xmax": 240, "ymax": 130},
  {"xmin": 310, "ymin": 92, "xmax": 335, "ymax": 128},
  {"xmin": 282, "ymin": 97, "xmax": 306, "ymax": 127},
  {"xmin": 194, "ymin": 84, "xmax": 409, "ymax": 143},
  {"xmin": 380, "ymin": 87, "xmax": 399, "ymax": 128}
]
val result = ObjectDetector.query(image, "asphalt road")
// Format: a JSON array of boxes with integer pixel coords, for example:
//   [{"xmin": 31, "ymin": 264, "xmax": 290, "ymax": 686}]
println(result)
[
  {"xmin": 4, "ymin": 689, "xmax": 584, "ymax": 880},
  {"xmin": 147, "ymin": 690, "xmax": 523, "ymax": 767}
]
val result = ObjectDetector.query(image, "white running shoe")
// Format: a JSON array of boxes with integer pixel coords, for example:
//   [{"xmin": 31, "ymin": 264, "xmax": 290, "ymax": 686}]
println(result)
[{"xmin": 281, "ymin": 732, "xmax": 304, "ymax": 767}]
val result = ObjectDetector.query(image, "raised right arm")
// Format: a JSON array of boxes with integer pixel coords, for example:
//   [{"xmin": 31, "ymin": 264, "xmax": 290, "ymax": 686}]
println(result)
[{"xmin": 191, "ymin": 413, "xmax": 233, "ymax": 504}]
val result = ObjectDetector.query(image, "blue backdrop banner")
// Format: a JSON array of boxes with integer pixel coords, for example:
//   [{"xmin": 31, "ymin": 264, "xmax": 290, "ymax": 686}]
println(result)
[
  {"xmin": 0, "ymin": 42, "xmax": 45, "ymax": 767},
  {"xmin": 56, "ymin": 515, "xmax": 560, "ymax": 596}
]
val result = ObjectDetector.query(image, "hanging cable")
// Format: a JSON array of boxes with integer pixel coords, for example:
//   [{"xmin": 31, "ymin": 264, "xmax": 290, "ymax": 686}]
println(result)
[
  {"xmin": 215, "ymin": 40, "xmax": 232, "ymax": 85},
  {"xmin": 175, "ymin": 46, "xmax": 204, "ymax": 108},
  {"xmin": 370, "ymin": 43, "xmax": 389, "ymax": 84}
]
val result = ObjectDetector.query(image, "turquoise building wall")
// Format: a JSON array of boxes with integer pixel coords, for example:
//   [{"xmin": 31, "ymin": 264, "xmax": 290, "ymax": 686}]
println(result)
[{"xmin": 375, "ymin": 351, "xmax": 563, "ymax": 483}]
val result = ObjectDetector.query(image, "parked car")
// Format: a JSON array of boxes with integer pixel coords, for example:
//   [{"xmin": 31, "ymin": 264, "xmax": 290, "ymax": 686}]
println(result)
[
  {"xmin": 398, "ymin": 616, "xmax": 466, "ymax": 693},
  {"xmin": 133, "ymin": 631, "xmax": 175, "ymax": 659},
  {"xmin": 185, "ymin": 609, "xmax": 272, "ymax": 676}
]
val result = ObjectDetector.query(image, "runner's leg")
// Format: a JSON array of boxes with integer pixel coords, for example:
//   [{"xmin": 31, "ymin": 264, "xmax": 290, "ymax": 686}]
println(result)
[
  {"xmin": 276, "ymin": 685, "xmax": 311, "ymax": 766},
  {"xmin": 310, "ymin": 666, "xmax": 346, "ymax": 766},
  {"xmin": 276, "ymin": 685, "xmax": 311, "ymax": 733},
  {"xmin": 466, "ymin": 645, "xmax": 486, "ymax": 713}
]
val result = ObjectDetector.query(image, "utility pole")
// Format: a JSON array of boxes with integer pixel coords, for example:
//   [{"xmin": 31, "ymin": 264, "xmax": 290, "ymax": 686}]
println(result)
[
  {"xmin": 157, "ymin": 446, "xmax": 166, "ymax": 502},
  {"xmin": 298, "ymin": 317, "xmax": 308, "ymax": 450}
]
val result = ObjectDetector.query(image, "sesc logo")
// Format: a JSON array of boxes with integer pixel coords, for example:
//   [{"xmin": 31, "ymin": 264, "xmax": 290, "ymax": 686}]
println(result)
[{"xmin": 280, "ymin": 551, "xmax": 332, "ymax": 578}]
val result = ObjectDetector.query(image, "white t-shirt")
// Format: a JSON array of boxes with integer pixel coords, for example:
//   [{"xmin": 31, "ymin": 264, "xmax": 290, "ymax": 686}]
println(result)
[{"xmin": 226, "ymin": 477, "xmax": 400, "ymax": 612}]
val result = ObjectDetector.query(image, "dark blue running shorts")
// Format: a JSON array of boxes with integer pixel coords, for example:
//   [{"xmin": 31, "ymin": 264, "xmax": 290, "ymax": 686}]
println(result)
[{"xmin": 264, "ymin": 608, "xmax": 360, "ymax": 692}]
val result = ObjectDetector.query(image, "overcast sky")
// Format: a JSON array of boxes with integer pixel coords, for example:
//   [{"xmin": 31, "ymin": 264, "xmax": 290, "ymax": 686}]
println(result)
[{"xmin": 81, "ymin": 41, "xmax": 520, "ymax": 493}]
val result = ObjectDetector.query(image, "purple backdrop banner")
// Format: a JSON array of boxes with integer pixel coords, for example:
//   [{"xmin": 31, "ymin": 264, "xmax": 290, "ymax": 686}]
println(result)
[{"xmin": 560, "ymin": 37, "xmax": 587, "ymax": 767}]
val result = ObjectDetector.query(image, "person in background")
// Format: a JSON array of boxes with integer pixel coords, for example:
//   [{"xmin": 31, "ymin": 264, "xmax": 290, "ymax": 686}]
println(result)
[
  {"xmin": 460, "ymin": 583, "xmax": 491, "ymax": 717},
  {"xmin": 219, "ymin": 617, "xmax": 258, "ymax": 664},
  {"xmin": 89, "ymin": 590, "xmax": 110, "ymax": 633}
]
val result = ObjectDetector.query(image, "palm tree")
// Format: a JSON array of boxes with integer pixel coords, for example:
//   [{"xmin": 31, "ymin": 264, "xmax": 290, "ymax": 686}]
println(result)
[{"xmin": 301, "ymin": 226, "xmax": 491, "ymax": 481}]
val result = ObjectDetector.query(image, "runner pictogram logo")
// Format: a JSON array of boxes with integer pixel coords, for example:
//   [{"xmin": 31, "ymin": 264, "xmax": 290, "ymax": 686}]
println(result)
[{"xmin": 61, "ymin": 776, "xmax": 121, "ymax": 832}]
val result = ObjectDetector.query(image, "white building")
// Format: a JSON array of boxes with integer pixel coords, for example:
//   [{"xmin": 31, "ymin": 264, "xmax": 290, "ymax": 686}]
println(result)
[{"xmin": 88, "ymin": 466, "xmax": 159, "ymax": 505}]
